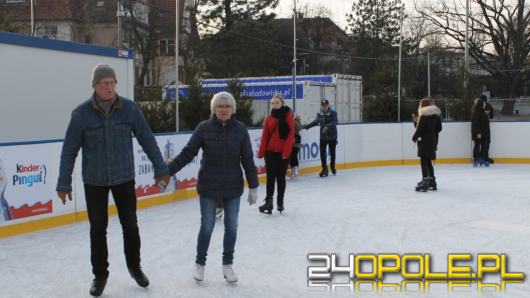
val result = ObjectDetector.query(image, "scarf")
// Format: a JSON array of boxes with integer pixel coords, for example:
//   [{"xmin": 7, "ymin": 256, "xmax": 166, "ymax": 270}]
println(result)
[
  {"xmin": 95, "ymin": 94, "xmax": 117, "ymax": 116},
  {"xmin": 271, "ymin": 106, "xmax": 290, "ymax": 139}
]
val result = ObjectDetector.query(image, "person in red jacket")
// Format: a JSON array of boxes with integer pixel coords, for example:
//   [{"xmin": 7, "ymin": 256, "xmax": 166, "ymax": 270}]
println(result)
[{"xmin": 258, "ymin": 94, "xmax": 295, "ymax": 214}]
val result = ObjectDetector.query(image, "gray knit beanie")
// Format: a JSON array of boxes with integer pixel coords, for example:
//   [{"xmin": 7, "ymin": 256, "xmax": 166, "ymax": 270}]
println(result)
[{"xmin": 91, "ymin": 64, "xmax": 117, "ymax": 86}]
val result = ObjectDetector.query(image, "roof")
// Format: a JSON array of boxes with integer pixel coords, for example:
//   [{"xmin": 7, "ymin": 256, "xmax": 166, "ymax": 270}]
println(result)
[
  {"xmin": 272, "ymin": 17, "xmax": 349, "ymax": 42},
  {"xmin": 0, "ymin": 30, "xmax": 133, "ymax": 59}
]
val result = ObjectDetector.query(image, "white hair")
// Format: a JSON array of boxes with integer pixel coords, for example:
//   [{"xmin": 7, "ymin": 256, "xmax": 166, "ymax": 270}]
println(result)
[{"xmin": 210, "ymin": 92, "xmax": 237, "ymax": 114}]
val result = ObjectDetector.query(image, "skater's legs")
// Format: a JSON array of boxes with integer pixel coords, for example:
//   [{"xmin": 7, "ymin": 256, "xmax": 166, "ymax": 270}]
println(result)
[
  {"xmin": 222, "ymin": 197, "xmax": 240, "ymax": 265},
  {"xmin": 481, "ymin": 138, "xmax": 490, "ymax": 160},
  {"xmin": 84, "ymin": 184, "xmax": 111, "ymax": 279},
  {"xmin": 329, "ymin": 140, "xmax": 337, "ymax": 171},
  {"xmin": 473, "ymin": 140, "xmax": 481, "ymax": 161},
  {"xmin": 428, "ymin": 159, "xmax": 434, "ymax": 178},
  {"xmin": 196, "ymin": 197, "xmax": 217, "ymax": 265},
  {"xmin": 264, "ymin": 152, "xmax": 277, "ymax": 199},
  {"xmin": 110, "ymin": 180, "xmax": 141, "ymax": 271},
  {"xmin": 276, "ymin": 156, "xmax": 290, "ymax": 204},
  {"xmin": 319, "ymin": 140, "xmax": 328, "ymax": 170},
  {"xmin": 420, "ymin": 157, "xmax": 431, "ymax": 178},
  {"xmin": 289, "ymin": 147, "xmax": 300, "ymax": 168}
]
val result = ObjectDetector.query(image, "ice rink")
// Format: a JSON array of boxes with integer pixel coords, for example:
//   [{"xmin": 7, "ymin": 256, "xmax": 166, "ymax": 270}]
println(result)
[{"xmin": 2, "ymin": 164, "xmax": 530, "ymax": 298}]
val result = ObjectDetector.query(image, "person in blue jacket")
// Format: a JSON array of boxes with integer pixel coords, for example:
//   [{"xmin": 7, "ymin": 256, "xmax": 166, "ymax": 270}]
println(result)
[
  {"xmin": 56, "ymin": 64, "xmax": 170, "ymax": 297},
  {"xmin": 303, "ymin": 99, "xmax": 338, "ymax": 177}
]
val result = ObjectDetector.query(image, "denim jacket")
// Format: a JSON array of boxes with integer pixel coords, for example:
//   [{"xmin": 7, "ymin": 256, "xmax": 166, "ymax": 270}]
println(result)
[{"xmin": 56, "ymin": 94, "xmax": 169, "ymax": 192}]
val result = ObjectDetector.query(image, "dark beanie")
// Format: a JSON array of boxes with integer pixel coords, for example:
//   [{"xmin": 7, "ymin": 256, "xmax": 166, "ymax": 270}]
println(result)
[
  {"xmin": 479, "ymin": 94, "xmax": 488, "ymax": 102},
  {"xmin": 91, "ymin": 64, "xmax": 117, "ymax": 86}
]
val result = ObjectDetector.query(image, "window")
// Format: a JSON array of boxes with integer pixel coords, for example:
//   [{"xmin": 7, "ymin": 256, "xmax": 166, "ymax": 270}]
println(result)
[
  {"xmin": 44, "ymin": 25, "xmax": 57, "ymax": 38},
  {"xmin": 159, "ymin": 39, "xmax": 175, "ymax": 56},
  {"xmin": 96, "ymin": 1, "xmax": 104, "ymax": 7},
  {"xmin": 5, "ymin": 0, "xmax": 26, "ymax": 3}
]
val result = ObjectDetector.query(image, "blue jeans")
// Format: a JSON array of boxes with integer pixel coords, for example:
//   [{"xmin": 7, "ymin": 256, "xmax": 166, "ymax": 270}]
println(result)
[{"xmin": 196, "ymin": 196, "xmax": 240, "ymax": 265}]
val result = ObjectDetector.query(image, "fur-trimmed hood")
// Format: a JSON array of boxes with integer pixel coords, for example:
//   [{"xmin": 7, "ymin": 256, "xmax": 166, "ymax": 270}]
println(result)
[{"xmin": 418, "ymin": 105, "xmax": 441, "ymax": 117}]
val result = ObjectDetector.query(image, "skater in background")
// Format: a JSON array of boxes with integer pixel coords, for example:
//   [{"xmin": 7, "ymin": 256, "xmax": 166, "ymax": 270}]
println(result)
[
  {"xmin": 289, "ymin": 114, "xmax": 303, "ymax": 179},
  {"xmin": 216, "ymin": 200, "xmax": 224, "ymax": 220},
  {"xmin": 258, "ymin": 94, "xmax": 295, "ymax": 214},
  {"xmin": 56, "ymin": 64, "xmax": 170, "ymax": 296},
  {"xmin": 471, "ymin": 97, "xmax": 491, "ymax": 167},
  {"xmin": 481, "ymin": 94, "xmax": 495, "ymax": 164},
  {"xmin": 168, "ymin": 92, "xmax": 259, "ymax": 283},
  {"xmin": 303, "ymin": 99, "xmax": 338, "ymax": 177},
  {"xmin": 412, "ymin": 97, "xmax": 442, "ymax": 192}
]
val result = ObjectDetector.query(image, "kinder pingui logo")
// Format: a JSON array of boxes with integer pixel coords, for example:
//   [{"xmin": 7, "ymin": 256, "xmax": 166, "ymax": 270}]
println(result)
[{"xmin": 12, "ymin": 163, "xmax": 47, "ymax": 187}]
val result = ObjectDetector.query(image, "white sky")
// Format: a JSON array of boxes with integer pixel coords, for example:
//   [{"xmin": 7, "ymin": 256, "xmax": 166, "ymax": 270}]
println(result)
[{"xmin": 275, "ymin": 0, "xmax": 421, "ymax": 31}]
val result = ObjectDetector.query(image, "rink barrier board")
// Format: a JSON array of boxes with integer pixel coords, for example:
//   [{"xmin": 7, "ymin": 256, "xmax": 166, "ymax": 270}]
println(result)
[
  {"xmin": 1, "ymin": 153, "xmax": 530, "ymax": 239},
  {"xmin": 2, "ymin": 121, "xmax": 530, "ymax": 238},
  {"xmin": 5, "ymin": 156, "xmax": 529, "ymax": 238},
  {"xmin": 0, "ymin": 176, "xmax": 266, "ymax": 238}
]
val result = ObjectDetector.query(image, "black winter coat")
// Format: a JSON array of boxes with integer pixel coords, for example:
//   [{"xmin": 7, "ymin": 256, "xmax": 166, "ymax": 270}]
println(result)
[
  {"xmin": 168, "ymin": 116, "xmax": 259, "ymax": 200},
  {"xmin": 412, "ymin": 105, "xmax": 443, "ymax": 158},
  {"xmin": 484, "ymin": 102, "xmax": 494, "ymax": 120},
  {"xmin": 471, "ymin": 107, "xmax": 490, "ymax": 141}
]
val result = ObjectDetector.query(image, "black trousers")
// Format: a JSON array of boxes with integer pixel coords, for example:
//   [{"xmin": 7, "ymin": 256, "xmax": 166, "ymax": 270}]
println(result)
[
  {"xmin": 290, "ymin": 147, "xmax": 300, "ymax": 168},
  {"xmin": 320, "ymin": 140, "xmax": 337, "ymax": 170},
  {"xmin": 420, "ymin": 157, "xmax": 434, "ymax": 179},
  {"xmin": 265, "ymin": 152, "xmax": 290, "ymax": 201},
  {"xmin": 84, "ymin": 180, "xmax": 141, "ymax": 279},
  {"xmin": 473, "ymin": 138, "xmax": 490, "ymax": 160}
]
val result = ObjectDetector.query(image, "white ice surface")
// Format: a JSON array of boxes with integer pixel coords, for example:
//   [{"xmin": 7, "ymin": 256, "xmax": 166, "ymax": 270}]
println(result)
[{"xmin": 1, "ymin": 165, "xmax": 530, "ymax": 298}]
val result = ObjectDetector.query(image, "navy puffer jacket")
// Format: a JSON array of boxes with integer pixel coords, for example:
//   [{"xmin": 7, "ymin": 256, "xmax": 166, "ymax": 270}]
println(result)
[{"xmin": 168, "ymin": 116, "xmax": 259, "ymax": 200}]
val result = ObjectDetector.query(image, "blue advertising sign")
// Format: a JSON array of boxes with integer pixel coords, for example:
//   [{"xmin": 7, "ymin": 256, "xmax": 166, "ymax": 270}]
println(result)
[{"xmin": 163, "ymin": 83, "xmax": 305, "ymax": 101}]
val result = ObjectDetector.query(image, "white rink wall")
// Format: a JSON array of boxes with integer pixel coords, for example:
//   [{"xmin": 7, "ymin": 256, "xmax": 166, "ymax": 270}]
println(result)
[
  {"xmin": 0, "ymin": 122, "xmax": 529, "ymax": 234},
  {"xmin": 0, "ymin": 32, "xmax": 134, "ymax": 143}
]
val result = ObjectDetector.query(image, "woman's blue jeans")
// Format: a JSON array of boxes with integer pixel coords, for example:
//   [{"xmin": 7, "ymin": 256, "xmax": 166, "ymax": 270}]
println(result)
[{"xmin": 196, "ymin": 196, "xmax": 240, "ymax": 265}]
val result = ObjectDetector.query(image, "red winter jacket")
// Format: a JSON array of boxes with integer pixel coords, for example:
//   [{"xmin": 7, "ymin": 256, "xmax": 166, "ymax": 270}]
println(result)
[{"xmin": 258, "ymin": 109, "xmax": 295, "ymax": 159}]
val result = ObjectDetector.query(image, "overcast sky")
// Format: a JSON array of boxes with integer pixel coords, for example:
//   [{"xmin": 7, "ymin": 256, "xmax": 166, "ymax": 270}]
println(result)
[{"xmin": 275, "ymin": 0, "xmax": 422, "ymax": 31}]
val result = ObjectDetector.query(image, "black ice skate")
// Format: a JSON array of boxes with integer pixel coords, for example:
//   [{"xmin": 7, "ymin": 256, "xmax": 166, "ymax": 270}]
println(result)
[
  {"xmin": 415, "ymin": 179, "xmax": 429, "ymax": 192},
  {"xmin": 277, "ymin": 197, "xmax": 284, "ymax": 213},
  {"xmin": 427, "ymin": 177, "xmax": 437, "ymax": 191},
  {"xmin": 319, "ymin": 168, "xmax": 329, "ymax": 177},
  {"xmin": 89, "ymin": 278, "xmax": 107, "ymax": 297},
  {"xmin": 259, "ymin": 197, "xmax": 273, "ymax": 214},
  {"xmin": 129, "ymin": 268, "xmax": 150, "ymax": 288}
]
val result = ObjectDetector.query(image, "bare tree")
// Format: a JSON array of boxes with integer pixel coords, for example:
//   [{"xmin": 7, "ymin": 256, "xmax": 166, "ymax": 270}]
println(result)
[
  {"xmin": 404, "ymin": 14, "xmax": 444, "ymax": 54},
  {"xmin": 416, "ymin": 0, "xmax": 530, "ymax": 97},
  {"xmin": 125, "ymin": 0, "xmax": 158, "ymax": 87}
]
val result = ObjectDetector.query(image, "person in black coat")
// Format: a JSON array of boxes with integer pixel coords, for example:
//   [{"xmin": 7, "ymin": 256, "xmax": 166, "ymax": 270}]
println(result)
[
  {"xmin": 480, "ymin": 94, "xmax": 494, "ymax": 164},
  {"xmin": 471, "ymin": 97, "xmax": 491, "ymax": 167},
  {"xmin": 412, "ymin": 98, "xmax": 442, "ymax": 192}
]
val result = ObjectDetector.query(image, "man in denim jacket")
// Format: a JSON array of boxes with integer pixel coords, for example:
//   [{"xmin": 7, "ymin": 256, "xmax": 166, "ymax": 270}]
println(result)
[{"xmin": 56, "ymin": 64, "xmax": 170, "ymax": 297}]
